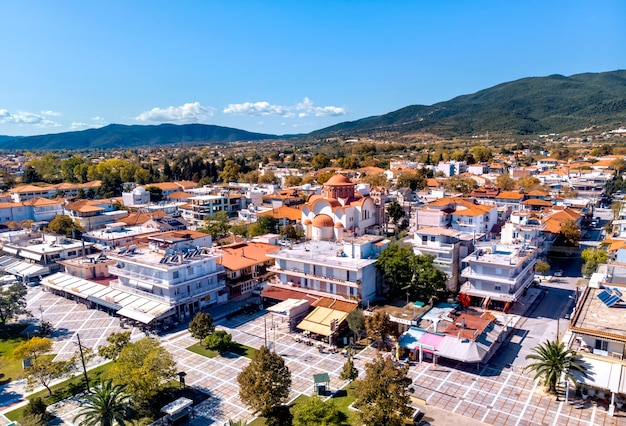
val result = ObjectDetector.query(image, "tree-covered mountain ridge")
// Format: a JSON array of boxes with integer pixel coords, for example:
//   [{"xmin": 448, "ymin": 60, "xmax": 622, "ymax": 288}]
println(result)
[
  {"xmin": 311, "ymin": 70, "xmax": 626, "ymax": 138},
  {"xmin": 1, "ymin": 70, "xmax": 625, "ymax": 149}
]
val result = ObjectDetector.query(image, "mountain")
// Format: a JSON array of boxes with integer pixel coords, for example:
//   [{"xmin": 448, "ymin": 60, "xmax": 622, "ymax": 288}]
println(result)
[
  {"xmin": 0, "ymin": 123, "xmax": 279, "ymax": 150},
  {"xmin": 311, "ymin": 70, "xmax": 626, "ymax": 138}
]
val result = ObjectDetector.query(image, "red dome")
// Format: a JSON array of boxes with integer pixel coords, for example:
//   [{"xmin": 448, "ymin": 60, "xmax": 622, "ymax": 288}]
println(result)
[
  {"xmin": 312, "ymin": 214, "xmax": 334, "ymax": 227},
  {"xmin": 325, "ymin": 174, "xmax": 353, "ymax": 186}
]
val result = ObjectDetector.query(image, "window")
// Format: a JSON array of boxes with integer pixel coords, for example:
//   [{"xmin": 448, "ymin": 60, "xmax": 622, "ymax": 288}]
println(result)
[
  {"xmin": 422, "ymin": 236, "xmax": 428, "ymax": 243},
  {"xmin": 595, "ymin": 339, "xmax": 609, "ymax": 351},
  {"xmin": 430, "ymin": 236, "xmax": 436, "ymax": 242},
  {"xmin": 494, "ymin": 285, "xmax": 501, "ymax": 291},
  {"xmin": 173, "ymin": 271, "xmax": 179, "ymax": 279}
]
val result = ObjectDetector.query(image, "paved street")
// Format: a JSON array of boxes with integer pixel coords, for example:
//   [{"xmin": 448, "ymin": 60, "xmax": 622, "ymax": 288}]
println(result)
[{"xmin": 2, "ymin": 285, "xmax": 624, "ymax": 425}]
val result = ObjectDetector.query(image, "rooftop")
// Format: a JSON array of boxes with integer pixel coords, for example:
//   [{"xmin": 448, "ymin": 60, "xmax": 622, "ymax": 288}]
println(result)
[
  {"xmin": 464, "ymin": 243, "xmax": 536, "ymax": 267},
  {"xmin": 571, "ymin": 285, "xmax": 626, "ymax": 341}
]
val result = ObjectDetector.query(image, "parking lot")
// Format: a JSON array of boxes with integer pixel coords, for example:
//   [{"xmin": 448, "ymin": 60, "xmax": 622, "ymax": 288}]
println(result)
[{"xmin": 1, "ymin": 288, "xmax": 623, "ymax": 425}]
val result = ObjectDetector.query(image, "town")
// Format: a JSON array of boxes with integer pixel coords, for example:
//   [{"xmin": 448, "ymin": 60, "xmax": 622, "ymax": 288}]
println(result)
[{"xmin": 1, "ymin": 130, "xmax": 626, "ymax": 425}]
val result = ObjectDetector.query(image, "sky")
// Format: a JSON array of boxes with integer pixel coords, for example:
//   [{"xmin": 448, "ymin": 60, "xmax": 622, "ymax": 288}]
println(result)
[{"xmin": 1, "ymin": 0, "xmax": 624, "ymax": 137}]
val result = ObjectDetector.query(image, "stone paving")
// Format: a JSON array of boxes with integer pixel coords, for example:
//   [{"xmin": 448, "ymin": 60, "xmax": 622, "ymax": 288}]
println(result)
[{"xmin": 3, "ymin": 288, "xmax": 625, "ymax": 425}]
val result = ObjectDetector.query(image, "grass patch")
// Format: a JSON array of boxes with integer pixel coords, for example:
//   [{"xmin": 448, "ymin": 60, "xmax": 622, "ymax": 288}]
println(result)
[
  {"xmin": 187, "ymin": 341, "xmax": 257, "ymax": 359},
  {"xmin": 247, "ymin": 386, "xmax": 358, "ymax": 426},
  {"xmin": 0, "ymin": 323, "xmax": 30, "ymax": 385},
  {"xmin": 4, "ymin": 362, "xmax": 113, "ymax": 421}
]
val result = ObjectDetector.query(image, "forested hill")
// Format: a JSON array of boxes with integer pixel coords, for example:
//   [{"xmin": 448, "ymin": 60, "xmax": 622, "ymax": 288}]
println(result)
[
  {"xmin": 310, "ymin": 70, "xmax": 626, "ymax": 138},
  {"xmin": 0, "ymin": 123, "xmax": 279, "ymax": 150}
]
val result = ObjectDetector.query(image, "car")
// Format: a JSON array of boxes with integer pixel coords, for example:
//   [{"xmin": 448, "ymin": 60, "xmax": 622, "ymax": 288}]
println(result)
[{"xmin": 554, "ymin": 269, "xmax": 563, "ymax": 277}]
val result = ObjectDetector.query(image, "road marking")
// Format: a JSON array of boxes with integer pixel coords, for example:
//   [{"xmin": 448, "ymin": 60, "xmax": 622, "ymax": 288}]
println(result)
[{"xmin": 515, "ymin": 379, "xmax": 538, "ymax": 426}]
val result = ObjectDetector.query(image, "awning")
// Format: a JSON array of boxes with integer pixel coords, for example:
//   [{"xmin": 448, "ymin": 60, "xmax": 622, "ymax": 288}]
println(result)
[
  {"xmin": 297, "ymin": 306, "xmax": 348, "ymax": 337},
  {"xmin": 2, "ymin": 247, "xmax": 19, "ymax": 255},
  {"xmin": 571, "ymin": 357, "xmax": 626, "ymax": 393},
  {"xmin": 399, "ymin": 328, "xmax": 426, "ymax": 351},
  {"xmin": 117, "ymin": 307, "xmax": 157, "ymax": 324},
  {"xmin": 418, "ymin": 332, "xmax": 445, "ymax": 354},
  {"xmin": 87, "ymin": 295, "xmax": 122, "ymax": 311},
  {"xmin": 161, "ymin": 397, "xmax": 193, "ymax": 416},
  {"xmin": 20, "ymin": 251, "xmax": 43, "ymax": 262}
]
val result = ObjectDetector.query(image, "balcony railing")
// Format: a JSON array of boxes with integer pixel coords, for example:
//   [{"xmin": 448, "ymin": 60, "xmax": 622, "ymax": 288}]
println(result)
[{"xmin": 268, "ymin": 266, "xmax": 357, "ymax": 287}]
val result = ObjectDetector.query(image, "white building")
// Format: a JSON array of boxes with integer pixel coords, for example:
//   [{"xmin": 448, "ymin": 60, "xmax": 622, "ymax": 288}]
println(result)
[
  {"xmin": 107, "ymin": 245, "xmax": 226, "ymax": 319},
  {"xmin": 266, "ymin": 235, "xmax": 388, "ymax": 305},
  {"xmin": 460, "ymin": 242, "xmax": 537, "ymax": 311}
]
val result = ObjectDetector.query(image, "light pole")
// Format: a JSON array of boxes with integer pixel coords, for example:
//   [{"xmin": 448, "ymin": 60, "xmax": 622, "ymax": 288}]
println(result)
[{"xmin": 75, "ymin": 334, "xmax": 90, "ymax": 392}]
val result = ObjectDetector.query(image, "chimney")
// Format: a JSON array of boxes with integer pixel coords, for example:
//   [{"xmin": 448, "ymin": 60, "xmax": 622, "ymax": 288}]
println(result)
[
  {"xmin": 461, "ymin": 317, "xmax": 466, "ymax": 329},
  {"xmin": 178, "ymin": 252, "xmax": 183, "ymax": 264}
]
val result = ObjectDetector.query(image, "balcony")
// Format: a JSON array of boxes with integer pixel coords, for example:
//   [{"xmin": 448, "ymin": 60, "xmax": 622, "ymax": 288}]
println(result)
[
  {"xmin": 109, "ymin": 266, "xmax": 167, "ymax": 286},
  {"xmin": 268, "ymin": 266, "xmax": 358, "ymax": 287}
]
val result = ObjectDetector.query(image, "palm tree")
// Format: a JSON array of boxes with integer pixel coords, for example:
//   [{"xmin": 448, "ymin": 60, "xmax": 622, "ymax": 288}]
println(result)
[
  {"xmin": 525, "ymin": 339, "xmax": 588, "ymax": 395},
  {"xmin": 74, "ymin": 380, "xmax": 132, "ymax": 426},
  {"xmin": 228, "ymin": 420, "xmax": 247, "ymax": 426}
]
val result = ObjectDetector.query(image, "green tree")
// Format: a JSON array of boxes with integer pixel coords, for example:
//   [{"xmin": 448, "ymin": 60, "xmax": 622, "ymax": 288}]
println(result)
[
  {"xmin": 21, "ymin": 166, "xmax": 42, "ymax": 184},
  {"xmin": 496, "ymin": 174, "xmax": 516, "ymax": 191},
  {"xmin": 559, "ymin": 219, "xmax": 581, "ymax": 247},
  {"xmin": 346, "ymin": 308, "xmax": 365, "ymax": 343},
  {"xmin": 220, "ymin": 160, "xmax": 242, "ymax": 183},
  {"xmin": 200, "ymin": 210, "xmax": 231, "ymax": 240},
  {"xmin": 237, "ymin": 346, "xmax": 292, "ymax": 416},
  {"xmin": 61, "ymin": 155, "xmax": 86, "ymax": 183},
  {"xmin": 365, "ymin": 310, "xmax": 394, "ymax": 351},
  {"xmin": 144, "ymin": 186, "xmax": 163, "ymax": 203},
  {"xmin": 353, "ymin": 355, "xmax": 412, "ymax": 426},
  {"xmin": 74, "ymin": 380, "xmax": 132, "ymax": 426},
  {"xmin": 310, "ymin": 153, "xmax": 331, "ymax": 170},
  {"xmin": 396, "ymin": 172, "xmax": 425, "ymax": 191},
  {"xmin": 442, "ymin": 175, "xmax": 476, "ymax": 195},
  {"xmin": 230, "ymin": 221, "xmax": 249, "ymax": 237},
  {"xmin": 188, "ymin": 312, "xmax": 215, "ymax": 341},
  {"xmin": 339, "ymin": 357, "xmax": 358, "ymax": 384},
  {"xmin": 290, "ymin": 396, "xmax": 343, "ymax": 426},
  {"xmin": 248, "ymin": 216, "xmax": 278, "ymax": 237},
  {"xmin": 581, "ymin": 247, "xmax": 608, "ymax": 277},
  {"xmin": 517, "ymin": 176, "xmax": 543, "ymax": 192},
  {"xmin": 280, "ymin": 225, "xmax": 303, "ymax": 241},
  {"xmin": 46, "ymin": 215, "xmax": 83, "ymax": 238},
  {"xmin": 204, "ymin": 330, "xmax": 233, "ymax": 354},
  {"xmin": 525, "ymin": 340, "xmax": 588, "ymax": 394},
  {"xmin": 0, "ymin": 283, "xmax": 28, "ymax": 326},
  {"xmin": 13, "ymin": 337, "xmax": 52, "ymax": 361},
  {"xmin": 409, "ymin": 253, "xmax": 447, "ymax": 302},
  {"xmin": 471, "ymin": 146, "xmax": 493, "ymax": 163},
  {"xmin": 283, "ymin": 175, "xmax": 303, "ymax": 187},
  {"xmin": 386, "ymin": 200, "xmax": 405, "ymax": 233},
  {"xmin": 106, "ymin": 337, "xmax": 177, "ymax": 404},
  {"xmin": 98, "ymin": 331, "xmax": 131, "ymax": 361},
  {"xmin": 360, "ymin": 173, "xmax": 390, "ymax": 188},
  {"xmin": 535, "ymin": 261, "xmax": 551, "ymax": 277},
  {"xmin": 316, "ymin": 171, "xmax": 336, "ymax": 185},
  {"xmin": 376, "ymin": 243, "xmax": 414, "ymax": 295},
  {"xmin": 24, "ymin": 357, "xmax": 73, "ymax": 396}
]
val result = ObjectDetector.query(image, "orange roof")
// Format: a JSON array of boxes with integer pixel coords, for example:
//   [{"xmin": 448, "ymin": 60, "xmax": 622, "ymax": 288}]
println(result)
[
  {"xmin": 496, "ymin": 191, "xmax": 524, "ymax": 200},
  {"xmin": 526, "ymin": 190, "xmax": 549, "ymax": 197},
  {"xmin": 22, "ymin": 197, "xmax": 64, "ymax": 207},
  {"xmin": 145, "ymin": 182, "xmax": 180, "ymax": 191},
  {"xmin": 521, "ymin": 199, "xmax": 553, "ymax": 207},
  {"xmin": 217, "ymin": 242, "xmax": 280, "ymax": 271},
  {"xmin": 167, "ymin": 191, "xmax": 193, "ymax": 200},
  {"xmin": 426, "ymin": 178, "xmax": 440, "ymax": 187},
  {"xmin": 444, "ymin": 314, "xmax": 493, "ymax": 341},
  {"xmin": 311, "ymin": 296, "xmax": 358, "ymax": 313},
  {"xmin": 325, "ymin": 174, "xmax": 354, "ymax": 186},
  {"xmin": 257, "ymin": 206, "xmax": 302, "ymax": 221},
  {"xmin": 175, "ymin": 180, "xmax": 198, "ymax": 189},
  {"xmin": 453, "ymin": 204, "xmax": 491, "ymax": 217},
  {"xmin": 312, "ymin": 214, "xmax": 334, "ymax": 227},
  {"xmin": 357, "ymin": 166, "xmax": 386, "ymax": 174},
  {"xmin": 118, "ymin": 211, "xmax": 165, "ymax": 225}
]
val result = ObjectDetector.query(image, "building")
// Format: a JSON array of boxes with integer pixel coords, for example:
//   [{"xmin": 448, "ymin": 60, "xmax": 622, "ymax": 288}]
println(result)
[
  {"xmin": 65, "ymin": 199, "xmax": 127, "ymax": 231},
  {"xmin": 460, "ymin": 242, "xmax": 538, "ymax": 311},
  {"xmin": 301, "ymin": 174, "xmax": 378, "ymax": 240},
  {"xmin": 82, "ymin": 223, "xmax": 160, "ymax": 249},
  {"xmin": 179, "ymin": 194, "xmax": 230, "ymax": 227},
  {"xmin": 266, "ymin": 235, "xmax": 389, "ymax": 305},
  {"xmin": 218, "ymin": 241, "xmax": 280, "ymax": 298},
  {"xmin": 0, "ymin": 198, "xmax": 64, "ymax": 224},
  {"xmin": 9, "ymin": 181, "xmax": 101, "ymax": 202},
  {"xmin": 410, "ymin": 227, "xmax": 474, "ymax": 292},
  {"xmin": 107, "ymin": 244, "xmax": 226, "ymax": 319}
]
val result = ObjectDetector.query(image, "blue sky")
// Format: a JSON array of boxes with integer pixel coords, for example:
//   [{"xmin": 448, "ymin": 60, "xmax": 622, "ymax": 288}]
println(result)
[{"xmin": 1, "ymin": 1, "xmax": 624, "ymax": 137}]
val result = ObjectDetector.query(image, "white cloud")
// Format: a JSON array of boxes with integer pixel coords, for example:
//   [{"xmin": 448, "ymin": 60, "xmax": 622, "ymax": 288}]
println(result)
[
  {"xmin": 223, "ymin": 98, "xmax": 348, "ymax": 118},
  {"xmin": 41, "ymin": 110, "xmax": 62, "ymax": 117},
  {"xmin": 135, "ymin": 102, "xmax": 214, "ymax": 123},
  {"xmin": 69, "ymin": 121, "xmax": 106, "ymax": 130},
  {"xmin": 0, "ymin": 109, "xmax": 61, "ymax": 127}
]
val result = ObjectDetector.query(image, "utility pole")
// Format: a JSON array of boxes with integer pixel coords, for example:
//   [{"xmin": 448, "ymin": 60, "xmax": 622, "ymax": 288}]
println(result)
[{"xmin": 76, "ymin": 334, "xmax": 90, "ymax": 392}]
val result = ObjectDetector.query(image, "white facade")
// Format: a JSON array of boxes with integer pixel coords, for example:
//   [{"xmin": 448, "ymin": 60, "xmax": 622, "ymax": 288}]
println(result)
[{"xmin": 107, "ymin": 246, "xmax": 226, "ymax": 318}]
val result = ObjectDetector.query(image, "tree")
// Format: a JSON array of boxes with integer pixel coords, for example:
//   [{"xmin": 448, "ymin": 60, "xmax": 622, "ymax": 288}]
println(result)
[
  {"xmin": 517, "ymin": 176, "xmax": 543, "ymax": 192},
  {"xmin": 339, "ymin": 357, "xmax": 358, "ymax": 384},
  {"xmin": 46, "ymin": 215, "xmax": 83, "ymax": 238},
  {"xmin": 471, "ymin": 146, "xmax": 493, "ymax": 163},
  {"xmin": 220, "ymin": 160, "xmax": 242, "ymax": 183},
  {"xmin": 248, "ymin": 216, "xmax": 278, "ymax": 237},
  {"xmin": 280, "ymin": 224, "xmax": 302, "ymax": 241},
  {"xmin": 188, "ymin": 312, "xmax": 215, "ymax": 341},
  {"xmin": 230, "ymin": 221, "xmax": 249, "ymax": 237},
  {"xmin": 98, "ymin": 331, "xmax": 131, "ymax": 361},
  {"xmin": 13, "ymin": 337, "xmax": 52, "ymax": 361},
  {"xmin": 535, "ymin": 261, "xmax": 551, "ymax": 277},
  {"xmin": 106, "ymin": 337, "xmax": 177, "ymax": 404},
  {"xmin": 204, "ymin": 330, "xmax": 233, "ymax": 354},
  {"xmin": 360, "ymin": 173, "xmax": 390, "ymax": 188},
  {"xmin": 346, "ymin": 308, "xmax": 365, "ymax": 343},
  {"xmin": 525, "ymin": 339, "xmax": 587, "ymax": 394},
  {"xmin": 283, "ymin": 175, "xmax": 302, "ymax": 187},
  {"xmin": 24, "ymin": 357, "xmax": 74, "ymax": 396},
  {"xmin": 376, "ymin": 243, "xmax": 414, "ymax": 295},
  {"xmin": 396, "ymin": 172, "xmax": 425, "ymax": 191},
  {"xmin": 365, "ymin": 310, "xmax": 394, "ymax": 351},
  {"xmin": 409, "ymin": 253, "xmax": 447, "ymax": 302},
  {"xmin": 386, "ymin": 201, "xmax": 405, "ymax": 233},
  {"xmin": 581, "ymin": 247, "xmax": 608, "ymax": 277},
  {"xmin": 0, "ymin": 283, "xmax": 28, "ymax": 326},
  {"xmin": 144, "ymin": 186, "xmax": 163, "ymax": 203},
  {"xmin": 21, "ymin": 166, "xmax": 42, "ymax": 184},
  {"xmin": 310, "ymin": 153, "xmax": 331, "ymax": 170},
  {"xmin": 442, "ymin": 175, "xmax": 476, "ymax": 195},
  {"xmin": 496, "ymin": 174, "xmax": 516, "ymax": 191},
  {"xmin": 353, "ymin": 355, "xmax": 412, "ymax": 426},
  {"xmin": 316, "ymin": 171, "xmax": 336, "ymax": 185},
  {"xmin": 237, "ymin": 346, "xmax": 292, "ymax": 416},
  {"xmin": 200, "ymin": 210, "xmax": 231, "ymax": 240},
  {"xmin": 559, "ymin": 219, "xmax": 581, "ymax": 247},
  {"xmin": 74, "ymin": 380, "xmax": 132, "ymax": 426},
  {"xmin": 290, "ymin": 396, "xmax": 343, "ymax": 426}
]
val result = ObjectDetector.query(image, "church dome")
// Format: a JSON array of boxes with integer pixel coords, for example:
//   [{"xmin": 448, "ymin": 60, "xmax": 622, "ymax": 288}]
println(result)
[
  {"xmin": 325, "ymin": 174, "xmax": 353, "ymax": 186},
  {"xmin": 312, "ymin": 214, "xmax": 334, "ymax": 227}
]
